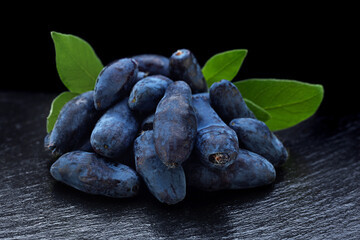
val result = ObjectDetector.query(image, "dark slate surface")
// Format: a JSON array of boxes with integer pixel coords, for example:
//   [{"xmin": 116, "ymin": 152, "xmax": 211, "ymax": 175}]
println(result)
[{"xmin": 0, "ymin": 91, "xmax": 359, "ymax": 239}]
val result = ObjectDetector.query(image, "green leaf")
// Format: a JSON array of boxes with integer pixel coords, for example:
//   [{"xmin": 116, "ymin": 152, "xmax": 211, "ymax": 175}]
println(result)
[
  {"xmin": 202, "ymin": 49, "xmax": 247, "ymax": 87},
  {"xmin": 244, "ymin": 98, "xmax": 271, "ymax": 122},
  {"xmin": 46, "ymin": 91, "xmax": 79, "ymax": 133},
  {"xmin": 234, "ymin": 79, "xmax": 324, "ymax": 131},
  {"xmin": 51, "ymin": 31, "xmax": 103, "ymax": 93}
]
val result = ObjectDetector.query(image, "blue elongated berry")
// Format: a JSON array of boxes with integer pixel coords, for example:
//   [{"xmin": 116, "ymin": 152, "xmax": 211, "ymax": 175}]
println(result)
[
  {"xmin": 209, "ymin": 80, "xmax": 255, "ymax": 124},
  {"xmin": 132, "ymin": 54, "xmax": 170, "ymax": 77},
  {"xmin": 169, "ymin": 49, "xmax": 207, "ymax": 93},
  {"xmin": 128, "ymin": 75, "xmax": 173, "ymax": 114},
  {"xmin": 91, "ymin": 97, "xmax": 139, "ymax": 159},
  {"xmin": 50, "ymin": 151, "xmax": 140, "ymax": 198},
  {"xmin": 153, "ymin": 81, "xmax": 197, "ymax": 168},
  {"xmin": 229, "ymin": 118, "xmax": 288, "ymax": 167},
  {"xmin": 94, "ymin": 58, "xmax": 138, "ymax": 110},
  {"xmin": 134, "ymin": 131, "xmax": 186, "ymax": 204},
  {"xmin": 46, "ymin": 132, "xmax": 93, "ymax": 154},
  {"xmin": 192, "ymin": 93, "xmax": 239, "ymax": 169},
  {"xmin": 48, "ymin": 91, "xmax": 102, "ymax": 156},
  {"xmin": 185, "ymin": 149, "xmax": 276, "ymax": 191}
]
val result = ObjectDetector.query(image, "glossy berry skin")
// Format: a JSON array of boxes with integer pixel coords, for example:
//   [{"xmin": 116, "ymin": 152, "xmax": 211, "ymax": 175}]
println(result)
[
  {"xmin": 132, "ymin": 54, "xmax": 170, "ymax": 77},
  {"xmin": 229, "ymin": 118, "xmax": 288, "ymax": 167},
  {"xmin": 50, "ymin": 151, "xmax": 140, "ymax": 198},
  {"xmin": 192, "ymin": 93, "xmax": 239, "ymax": 169},
  {"xmin": 94, "ymin": 58, "xmax": 138, "ymax": 111},
  {"xmin": 134, "ymin": 131, "xmax": 186, "ymax": 205},
  {"xmin": 185, "ymin": 149, "xmax": 276, "ymax": 191},
  {"xmin": 169, "ymin": 49, "xmax": 207, "ymax": 93},
  {"xmin": 209, "ymin": 79, "xmax": 255, "ymax": 124},
  {"xmin": 128, "ymin": 75, "xmax": 173, "ymax": 114},
  {"xmin": 153, "ymin": 81, "xmax": 197, "ymax": 168},
  {"xmin": 91, "ymin": 98, "xmax": 139, "ymax": 159},
  {"xmin": 48, "ymin": 91, "xmax": 102, "ymax": 156}
]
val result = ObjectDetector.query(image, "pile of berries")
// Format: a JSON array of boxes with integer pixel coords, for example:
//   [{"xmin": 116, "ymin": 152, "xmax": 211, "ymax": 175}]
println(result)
[{"xmin": 45, "ymin": 49, "xmax": 288, "ymax": 205}]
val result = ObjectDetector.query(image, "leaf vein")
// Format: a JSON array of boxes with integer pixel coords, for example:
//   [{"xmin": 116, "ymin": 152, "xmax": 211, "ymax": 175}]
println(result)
[
  {"xmin": 264, "ymin": 92, "xmax": 322, "ymax": 111},
  {"xmin": 69, "ymin": 52, "xmax": 97, "ymax": 83},
  {"xmin": 207, "ymin": 55, "xmax": 244, "ymax": 81}
]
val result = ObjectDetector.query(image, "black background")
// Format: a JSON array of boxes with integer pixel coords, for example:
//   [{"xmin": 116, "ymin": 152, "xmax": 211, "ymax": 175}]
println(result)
[{"xmin": 3, "ymin": 6, "xmax": 358, "ymax": 115}]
